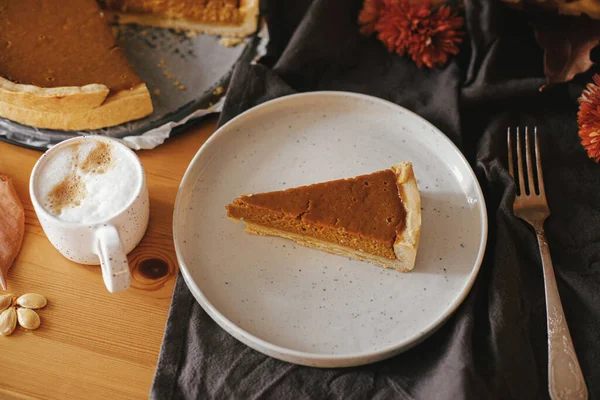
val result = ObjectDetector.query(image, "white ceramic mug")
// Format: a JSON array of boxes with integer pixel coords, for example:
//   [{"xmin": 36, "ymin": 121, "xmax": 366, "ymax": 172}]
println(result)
[{"xmin": 29, "ymin": 136, "xmax": 149, "ymax": 293}]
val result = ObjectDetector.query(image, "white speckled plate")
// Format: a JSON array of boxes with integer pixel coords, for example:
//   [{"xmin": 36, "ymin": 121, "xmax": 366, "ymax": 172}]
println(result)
[{"xmin": 174, "ymin": 92, "xmax": 487, "ymax": 368}]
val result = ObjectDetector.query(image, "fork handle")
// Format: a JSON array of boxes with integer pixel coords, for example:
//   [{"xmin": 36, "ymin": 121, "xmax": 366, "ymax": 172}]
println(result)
[{"xmin": 535, "ymin": 225, "xmax": 588, "ymax": 400}]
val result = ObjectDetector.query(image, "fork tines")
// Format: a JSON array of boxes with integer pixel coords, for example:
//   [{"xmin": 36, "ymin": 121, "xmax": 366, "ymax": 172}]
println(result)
[{"xmin": 507, "ymin": 127, "xmax": 545, "ymax": 197}]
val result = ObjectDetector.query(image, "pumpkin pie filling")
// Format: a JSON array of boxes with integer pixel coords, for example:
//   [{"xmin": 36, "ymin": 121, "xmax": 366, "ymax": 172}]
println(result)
[
  {"xmin": 227, "ymin": 168, "xmax": 414, "ymax": 262},
  {"xmin": 0, "ymin": 0, "xmax": 141, "ymax": 93}
]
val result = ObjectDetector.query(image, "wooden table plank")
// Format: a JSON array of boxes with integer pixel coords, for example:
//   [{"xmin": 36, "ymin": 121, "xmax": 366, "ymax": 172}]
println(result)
[{"xmin": 0, "ymin": 116, "xmax": 217, "ymax": 400}]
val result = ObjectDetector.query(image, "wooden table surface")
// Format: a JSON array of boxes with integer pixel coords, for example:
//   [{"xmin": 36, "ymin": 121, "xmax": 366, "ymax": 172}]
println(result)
[{"xmin": 0, "ymin": 117, "xmax": 218, "ymax": 400}]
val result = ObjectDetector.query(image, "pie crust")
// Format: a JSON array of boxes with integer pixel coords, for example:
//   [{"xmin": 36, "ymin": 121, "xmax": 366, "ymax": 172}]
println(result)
[
  {"xmin": 0, "ymin": 77, "xmax": 153, "ymax": 131},
  {"xmin": 391, "ymin": 162, "xmax": 421, "ymax": 271}
]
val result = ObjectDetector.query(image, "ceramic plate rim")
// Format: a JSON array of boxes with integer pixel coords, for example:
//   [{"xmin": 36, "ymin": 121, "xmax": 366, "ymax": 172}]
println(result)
[{"xmin": 173, "ymin": 91, "xmax": 488, "ymax": 367}]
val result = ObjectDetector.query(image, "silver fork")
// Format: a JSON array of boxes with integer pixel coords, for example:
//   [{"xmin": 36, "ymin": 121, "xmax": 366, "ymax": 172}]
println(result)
[{"xmin": 508, "ymin": 127, "xmax": 587, "ymax": 400}]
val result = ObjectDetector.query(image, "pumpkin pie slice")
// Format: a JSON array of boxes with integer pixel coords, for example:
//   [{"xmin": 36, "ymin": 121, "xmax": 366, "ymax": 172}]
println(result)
[
  {"xmin": 226, "ymin": 162, "xmax": 421, "ymax": 271},
  {"xmin": 99, "ymin": 0, "xmax": 260, "ymax": 38},
  {"xmin": 0, "ymin": 0, "xmax": 153, "ymax": 131}
]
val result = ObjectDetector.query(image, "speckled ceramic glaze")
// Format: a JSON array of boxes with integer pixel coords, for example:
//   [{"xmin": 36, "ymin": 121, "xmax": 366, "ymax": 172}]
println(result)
[
  {"xmin": 30, "ymin": 136, "xmax": 149, "ymax": 293},
  {"xmin": 174, "ymin": 92, "xmax": 488, "ymax": 367}
]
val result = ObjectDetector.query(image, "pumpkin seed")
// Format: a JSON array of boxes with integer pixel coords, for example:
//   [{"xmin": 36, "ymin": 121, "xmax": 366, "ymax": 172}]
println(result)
[
  {"xmin": 0, "ymin": 307, "xmax": 17, "ymax": 336},
  {"xmin": 0, "ymin": 294, "xmax": 12, "ymax": 312},
  {"xmin": 16, "ymin": 293, "xmax": 47, "ymax": 309},
  {"xmin": 17, "ymin": 308, "xmax": 40, "ymax": 330}
]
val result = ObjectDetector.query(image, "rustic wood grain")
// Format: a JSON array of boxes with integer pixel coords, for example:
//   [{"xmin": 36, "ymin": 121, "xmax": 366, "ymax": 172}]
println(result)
[{"xmin": 0, "ymin": 116, "xmax": 217, "ymax": 400}]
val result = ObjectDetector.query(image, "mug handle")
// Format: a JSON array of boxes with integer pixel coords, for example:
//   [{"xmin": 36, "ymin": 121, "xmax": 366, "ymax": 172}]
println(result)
[{"xmin": 95, "ymin": 225, "xmax": 131, "ymax": 293}]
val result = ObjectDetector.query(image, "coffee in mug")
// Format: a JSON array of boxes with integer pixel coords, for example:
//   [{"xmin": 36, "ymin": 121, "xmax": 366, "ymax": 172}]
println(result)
[
  {"xmin": 37, "ymin": 138, "xmax": 140, "ymax": 223},
  {"xmin": 30, "ymin": 136, "xmax": 149, "ymax": 293}
]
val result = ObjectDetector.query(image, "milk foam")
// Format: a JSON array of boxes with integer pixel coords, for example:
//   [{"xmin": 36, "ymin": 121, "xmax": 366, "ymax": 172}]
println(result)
[{"xmin": 36, "ymin": 139, "xmax": 141, "ymax": 223}]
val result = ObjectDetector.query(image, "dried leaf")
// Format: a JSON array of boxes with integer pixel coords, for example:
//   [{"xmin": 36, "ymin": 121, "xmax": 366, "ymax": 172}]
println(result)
[
  {"xmin": 0, "ymin": 174, "xmax": 24, "ymax": 290},
  {"xmin": 501, "ymin": 0, "xmax": 600, "ymax": 20},
  {"xmin": 531, "ymin": 12, "xmax": 600, "ymax": 85}
]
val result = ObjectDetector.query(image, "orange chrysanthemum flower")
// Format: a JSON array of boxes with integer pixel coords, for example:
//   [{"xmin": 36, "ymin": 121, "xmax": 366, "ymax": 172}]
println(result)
[
  {"xmin": 409, "ymin": 4, "xmax": 464, "ymax": 68},
  {"xmin": 578, "ymin": 74, "xmax": 600, "ymax": 162},
  {"xmin": 359, "ymin": 0, "xmax": 464, "ymax": 69},
  {"xmin": 374, "ymin": 0, "xmax": 431, "ymax": 57}
]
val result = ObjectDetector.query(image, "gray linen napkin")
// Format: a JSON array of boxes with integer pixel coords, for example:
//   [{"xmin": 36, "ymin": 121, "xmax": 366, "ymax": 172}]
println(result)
[{"xmin": 151, "ymin": 0, "xmax": 598, "ymax": 398}]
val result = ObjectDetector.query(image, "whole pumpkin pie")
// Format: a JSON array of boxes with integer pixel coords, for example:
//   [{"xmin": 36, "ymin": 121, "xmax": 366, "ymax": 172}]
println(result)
[
  {"xmin": 226, "ymin": 162, "xmax": 422, "ymax": 271},
  {"xmin": 0, "ymin": 0, "xmax": 154, "ymax": 131},
  {"xmin": 0, "ymin": 0, "xmax": 260, "ymax": 131}
]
